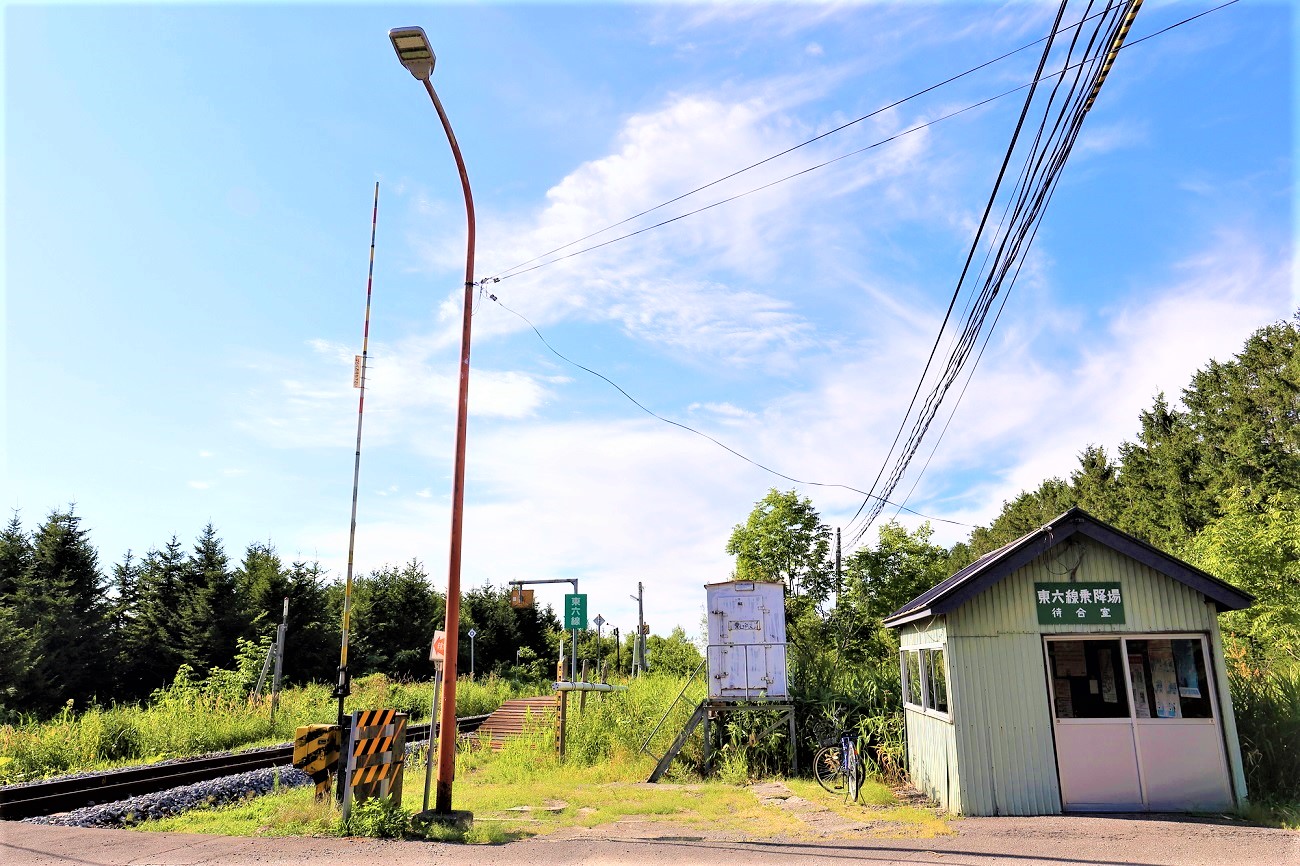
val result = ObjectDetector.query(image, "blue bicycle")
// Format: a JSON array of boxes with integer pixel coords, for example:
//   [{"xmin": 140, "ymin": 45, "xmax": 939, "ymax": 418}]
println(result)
[{"xmin": 813, "ymin": 730, "xmax": 863, "ymax": 801}]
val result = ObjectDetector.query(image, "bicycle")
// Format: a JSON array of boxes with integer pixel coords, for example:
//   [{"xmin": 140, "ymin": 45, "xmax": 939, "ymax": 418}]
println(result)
[{"xmin": 813, "ymin": 730, "xmax": 863, "ymax": 802}]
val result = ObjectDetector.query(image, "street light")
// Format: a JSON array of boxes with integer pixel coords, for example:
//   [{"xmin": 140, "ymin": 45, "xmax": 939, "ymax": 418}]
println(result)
[{"xmin": 390, "ymin": 24, "xmax": 476, "ymax": 823}]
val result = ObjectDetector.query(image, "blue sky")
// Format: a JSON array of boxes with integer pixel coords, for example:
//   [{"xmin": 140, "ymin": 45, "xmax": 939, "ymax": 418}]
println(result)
[{"xmin": 4, "ymin": 1, "xmax": 1294, "ymax": 638}]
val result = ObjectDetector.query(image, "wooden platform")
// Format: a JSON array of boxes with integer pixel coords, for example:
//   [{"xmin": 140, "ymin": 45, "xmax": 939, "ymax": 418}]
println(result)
[{"xmin": 472, "ymin": 696, "xmax": 557, "ymax": 750}]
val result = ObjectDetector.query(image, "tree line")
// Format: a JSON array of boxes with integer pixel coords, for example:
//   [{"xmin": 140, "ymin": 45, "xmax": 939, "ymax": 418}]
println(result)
[
  {"xmin": 0, "ymin": 520, "xmax": 563, "ymax": 718},
  {"xmin": 728, "ymin": 315, "xmax": 1299, "ymax": 669}
]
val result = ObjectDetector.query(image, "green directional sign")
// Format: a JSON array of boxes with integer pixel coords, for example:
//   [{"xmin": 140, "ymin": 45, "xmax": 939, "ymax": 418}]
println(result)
[{"xmin": 564, "ymin": 593, "xmax": 588, "ymax": 630}]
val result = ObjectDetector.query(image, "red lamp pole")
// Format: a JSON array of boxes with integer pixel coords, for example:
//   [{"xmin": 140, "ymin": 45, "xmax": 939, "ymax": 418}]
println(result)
[{"xmin": 389, "ymin": 27, "xmax": 475, "ymax": 817}]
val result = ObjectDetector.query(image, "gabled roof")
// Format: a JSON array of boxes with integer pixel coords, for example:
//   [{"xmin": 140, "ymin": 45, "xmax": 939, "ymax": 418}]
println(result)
[{"xmin": 883, "ymin": 507, "xmax": 1254, "ymax": 628}]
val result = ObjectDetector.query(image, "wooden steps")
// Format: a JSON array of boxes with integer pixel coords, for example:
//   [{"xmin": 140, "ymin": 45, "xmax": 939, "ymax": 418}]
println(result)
[{"xmin": 472, "ymin": 696, "xmax": 557, "ymax": 750}]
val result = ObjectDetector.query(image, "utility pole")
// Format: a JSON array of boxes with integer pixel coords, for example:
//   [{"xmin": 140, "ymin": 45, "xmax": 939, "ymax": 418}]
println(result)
[
  {"xmin": 271, "ymin": 597, "xmax": 289, "ymax": 720},
  {"xmin": 629, "ymin": 582, "xmax": 647, "ymax": 674},
  {"xmin": 613, "ymin": 627, "xmax": 620, "ymax": 676}
]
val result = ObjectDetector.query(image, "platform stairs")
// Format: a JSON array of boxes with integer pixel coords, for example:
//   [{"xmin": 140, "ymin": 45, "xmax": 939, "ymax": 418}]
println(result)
[{"xmin": 473, "ymin": 695, "xmax": 557, "ymax": 750}]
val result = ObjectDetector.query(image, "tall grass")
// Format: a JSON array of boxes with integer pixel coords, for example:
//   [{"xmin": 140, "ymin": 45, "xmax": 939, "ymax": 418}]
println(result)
[
  {"xmin": 0, "ymin": 665, "xmax": 541, "ymax": 784},
  {"xmin": 565, "ymin": 673, "xmax": 707, "ymax": 770},
  {"xmin": 1230, "ymin": 663, "xmax": 1300, "ymax": 806}
]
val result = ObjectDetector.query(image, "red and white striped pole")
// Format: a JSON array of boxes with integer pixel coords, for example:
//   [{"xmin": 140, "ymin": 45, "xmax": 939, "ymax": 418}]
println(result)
[{"xmin": 336, "ymin": 181, "xmax": 380, "ymax": 800}]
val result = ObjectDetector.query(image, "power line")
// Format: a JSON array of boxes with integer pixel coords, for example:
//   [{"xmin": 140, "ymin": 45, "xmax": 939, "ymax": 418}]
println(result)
[
  {"xmin": 846, "ymin": 0, "xmax": 1143, "ymax": 550},
  {"xmin": 486, "ymin": 0, "xmax": 1233, "ymax": 290},
  {"xmin": 487, "ymin": 2, "xmax": 1129, "ymax": 284},
  {"xmin": 482, "ymin": 290, "xmax": 971, "ymax": 528}
]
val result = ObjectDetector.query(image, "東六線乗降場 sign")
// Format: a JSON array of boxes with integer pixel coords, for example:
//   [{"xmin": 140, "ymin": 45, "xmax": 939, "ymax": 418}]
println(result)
[{"xmin": 1035, "ymin": 582, "xmax": 1125, "ymax": 625}]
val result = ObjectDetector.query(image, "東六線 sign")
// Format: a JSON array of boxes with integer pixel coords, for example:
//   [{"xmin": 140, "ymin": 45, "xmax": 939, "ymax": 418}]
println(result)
[
  {"xmin": 1035, "ymin": 582, "xmax": 1126, "ymax": 625},
  {"xmin": 564, "ymin": 593, "xmax": 587, "ymax": 630}
]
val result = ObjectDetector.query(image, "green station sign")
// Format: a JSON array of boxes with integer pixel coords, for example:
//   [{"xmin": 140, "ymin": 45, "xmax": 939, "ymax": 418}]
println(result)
[
  {"xmin": 564, "ymin": 593, "xmax": 588, "ymax": 630},
  {"xmin": 1035, "ymin": 582, "xmax": 1126, "ymax": 625}
]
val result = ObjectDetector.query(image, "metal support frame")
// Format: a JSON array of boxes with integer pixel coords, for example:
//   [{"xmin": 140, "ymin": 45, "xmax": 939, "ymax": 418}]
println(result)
[{"xmin": 508, "ymin": 578, "xmax": 579, "ymax": 682}]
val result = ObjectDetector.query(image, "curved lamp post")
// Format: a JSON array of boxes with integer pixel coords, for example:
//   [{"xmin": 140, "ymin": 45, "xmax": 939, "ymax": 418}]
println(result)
[{"xmin": 389, "ymin": 25, "xmax": 475, "ymax": 821}]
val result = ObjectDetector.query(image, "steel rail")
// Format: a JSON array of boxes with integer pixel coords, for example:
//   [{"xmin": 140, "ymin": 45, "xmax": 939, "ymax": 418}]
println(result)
[{"xmin": 0, "ymin": 714, "xmax": 488, "ymax": 821}]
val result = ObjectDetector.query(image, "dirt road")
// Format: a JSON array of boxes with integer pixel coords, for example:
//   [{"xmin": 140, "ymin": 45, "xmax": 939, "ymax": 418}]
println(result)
[{"xmin": 4, "ymin": 814, "xmax": 1297, "ymax": 866}]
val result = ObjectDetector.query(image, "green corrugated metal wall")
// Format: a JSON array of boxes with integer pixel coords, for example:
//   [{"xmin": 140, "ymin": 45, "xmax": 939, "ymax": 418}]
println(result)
[
  {"xmin": 900, "ymin": 619, "xmax": 960, "ymax": 811},
  {"xmin": 900, "ymin": 537, "xmax": 1247, "ymax": 816}
]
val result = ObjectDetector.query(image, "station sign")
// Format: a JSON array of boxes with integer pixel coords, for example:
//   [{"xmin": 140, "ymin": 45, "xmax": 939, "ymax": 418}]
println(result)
[
  {"xmin": 564, "ymin": 593, "xmax": 587, "ymax": 630},
  {"xmin": 1035, "ymin": 582, "xmax": 1126, "ymax": 625}
]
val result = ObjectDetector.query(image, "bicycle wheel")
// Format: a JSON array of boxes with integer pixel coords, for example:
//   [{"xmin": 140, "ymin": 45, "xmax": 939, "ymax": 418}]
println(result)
[
  {"xmin": 813, "ymin": 746, "xmax": 847, "ymax": 795},
  {"xmin": 846, "ymin": 743, "xmax": 860, "ymax": 802}
]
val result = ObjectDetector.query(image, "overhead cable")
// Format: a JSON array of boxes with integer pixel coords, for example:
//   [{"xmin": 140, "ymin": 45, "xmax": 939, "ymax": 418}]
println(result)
[{"xmin": 483, "ymin": 291, "xmax": 972, "ymax": 528}]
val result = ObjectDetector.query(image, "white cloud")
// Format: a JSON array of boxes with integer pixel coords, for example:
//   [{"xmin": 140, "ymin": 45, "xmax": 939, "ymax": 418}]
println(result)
[{"xmin": 188, "ymin": 481, "xmax": 211, "ymax": 490}]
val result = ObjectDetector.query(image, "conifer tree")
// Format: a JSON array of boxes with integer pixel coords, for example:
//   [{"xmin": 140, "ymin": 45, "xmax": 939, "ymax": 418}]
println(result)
[
  {"xmin": 0, "ymin": 512, "xmax": 31, "ymax": 601},
  {"xmin": 118, "ymin": 536, "xmax": 189, "ymax": 697},
  {"xmin": 182, "ymin": 524, "xmax": 239, "ymax": 674},
  {"xmin": 14, "ymin": 508, "xmax": 109, "ymax": 711}
]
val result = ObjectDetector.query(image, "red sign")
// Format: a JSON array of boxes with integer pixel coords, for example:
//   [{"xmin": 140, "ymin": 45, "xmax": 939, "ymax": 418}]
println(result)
[{"xmin": 429, "ymin": 630, "xmax": 446, "ymax": 662}]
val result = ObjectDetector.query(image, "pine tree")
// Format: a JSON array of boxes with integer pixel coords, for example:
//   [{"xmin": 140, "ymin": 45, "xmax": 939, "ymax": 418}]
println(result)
[
  {"xmin": 182, "ymin": 524, "xmax": 239, "ymax": 675},
  {"xmin": 118, "ymin": 536, "xmax": 189, "ymax": 697},
  {"xmin": 0, "ymin": 512, "xmax": 35, "ymax": 715},
  {"xmin": 351, "ymin": 560, "xmax": 440, "ymax": 679},
  {"xmin": 14, "ymin": 508, "xmax": 110, "ymax": 712},
  {"xmin": 0, "ymin": 512, "xmax": 32, "ymax": 601}
]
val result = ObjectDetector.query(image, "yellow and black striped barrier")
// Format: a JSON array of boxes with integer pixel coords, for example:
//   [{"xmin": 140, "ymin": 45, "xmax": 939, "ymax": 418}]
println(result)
[
  {"xmin": 342, "ymin": 709, "xmax": 408, "ymax": 820},
  {"xmin": 292, "ymin": 725, "xmax": 341, "ymax": 800}
]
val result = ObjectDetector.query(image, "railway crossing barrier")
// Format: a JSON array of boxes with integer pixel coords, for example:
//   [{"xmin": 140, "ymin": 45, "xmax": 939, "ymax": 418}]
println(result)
[
  {"xmin": 292, "ymin": 724, "xmax": 341, "ymax": 799},
  {"xmin": 342, "ymin": 709, "xmax": 407, "ymax": 821}
]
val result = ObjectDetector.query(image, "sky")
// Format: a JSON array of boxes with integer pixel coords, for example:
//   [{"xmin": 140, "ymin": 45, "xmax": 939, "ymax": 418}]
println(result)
[{"xmin": 3, "ymin": 1, "xmax": 1295, "ymax": 644}]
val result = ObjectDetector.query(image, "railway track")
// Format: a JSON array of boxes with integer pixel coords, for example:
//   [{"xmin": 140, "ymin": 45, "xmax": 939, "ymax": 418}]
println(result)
[{"xmin": 0, "ymin": 714, "xmax": 489, "ymax": 821}]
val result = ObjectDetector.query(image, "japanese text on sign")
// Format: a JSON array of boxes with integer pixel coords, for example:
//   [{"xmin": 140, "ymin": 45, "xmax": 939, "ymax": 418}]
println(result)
[
  {"xmin": 564, "ymin": 593, "xmax": 587, "ymax": 630},
  {"xmin": 1034, "ymin": 582, "xmax": 1125, "ymax": 625}
]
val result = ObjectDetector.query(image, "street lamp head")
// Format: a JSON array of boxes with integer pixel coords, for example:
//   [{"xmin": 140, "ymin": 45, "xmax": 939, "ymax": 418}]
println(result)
[{"xmin": 389, "ymin": 26, "xmax": 435, "ymax": 81}]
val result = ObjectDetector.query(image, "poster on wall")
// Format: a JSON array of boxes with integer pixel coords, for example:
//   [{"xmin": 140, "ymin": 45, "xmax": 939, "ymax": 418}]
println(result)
[
  {"xmin": 1098, "ymin": 649, "xmax": 1119, "ymax": 704},
  {"xmin": 1053, "ymin": 642, "xmax": 1087, "ymax": 677},
  {"xmin": 1148, "ymin": 641, "xmax": 1182, "ymax": 718},
  {"xmin": 1174, "ymin": 640, "xmax": 1203, "ymax": 698},
  {"xmin": 1053, "ymin": 678, "xmax": 1074, "ymax": 718},
  {"xmin": 1128, "ymin": 654, "xmax": 1151, "ymax": 718}
]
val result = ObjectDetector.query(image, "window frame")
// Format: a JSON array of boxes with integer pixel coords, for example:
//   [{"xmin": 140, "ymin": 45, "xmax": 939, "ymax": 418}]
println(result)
[{"xmin": 901, "ymin": 643, "xmax": 951, "ymax": 722}]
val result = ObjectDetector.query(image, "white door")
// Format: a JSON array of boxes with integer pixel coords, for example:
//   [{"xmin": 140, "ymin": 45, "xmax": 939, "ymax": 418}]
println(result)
[
  {"xmin": 710, "ymin": 593, "xmax": 773, "ymax": 697},
  {"xmin": 1046, "ymin": 638, "xmax": 1144, "ymax": 810},
  {"xmin": 1046, "ymin": 635, "xmax": 1233, "ymax": 812},
  {"xmin": 1128, "ymin": 637, "xmax": 1233, "ymax": 811}
]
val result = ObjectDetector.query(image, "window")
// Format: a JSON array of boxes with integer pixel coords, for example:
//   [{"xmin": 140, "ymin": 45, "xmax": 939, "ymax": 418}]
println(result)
[
  {"xmin": 903, "ymin": 650, "xmax": 923, "ymax": 708},
  {"xmin": 927, "ymin": 648, "xmax": 948, "ymax": 714},
  {"xmin": 1125, "ymin": 638, "xmax": 1214, "ymax": 719},
  {"xmin": 901, "ymin": 646, "xmax": 949, "ymax": 717},
  {"xmin": 1048, "ymin": 639, "xmax": 1130, "ymax": 719}
]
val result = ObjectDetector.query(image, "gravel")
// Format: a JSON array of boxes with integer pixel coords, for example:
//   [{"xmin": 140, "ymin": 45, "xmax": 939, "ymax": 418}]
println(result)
[{"xmin": 22, "ymin": 766, "xmax": 312, "ymax": 828}]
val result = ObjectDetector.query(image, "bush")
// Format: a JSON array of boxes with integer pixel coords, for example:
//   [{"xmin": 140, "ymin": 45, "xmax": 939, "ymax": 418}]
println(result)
[{"xmin": 1230, "ymin": 662, "xmax": 1300, "ymax": 805}]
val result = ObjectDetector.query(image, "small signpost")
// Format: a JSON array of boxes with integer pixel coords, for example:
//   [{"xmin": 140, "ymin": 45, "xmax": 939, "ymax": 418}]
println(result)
[{"xmin": 467, "ymin": 628, "xmax": 477, "ymax": 679}]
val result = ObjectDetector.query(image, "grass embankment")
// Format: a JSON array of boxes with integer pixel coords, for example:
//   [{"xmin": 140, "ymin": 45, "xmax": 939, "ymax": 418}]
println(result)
[
  {"xmin": 0, "ymin": 673, "xmax": 539, "ymax": 785},
  {"xmin": 136, "ymin": 674, "xmax": 950, "ymax": 843}
]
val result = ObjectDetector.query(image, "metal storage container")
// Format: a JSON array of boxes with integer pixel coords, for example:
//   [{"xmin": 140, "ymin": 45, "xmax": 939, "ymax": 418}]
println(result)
[{"xmin": 705, "ymin": 580, "xmax": 788, "ymax": 700}]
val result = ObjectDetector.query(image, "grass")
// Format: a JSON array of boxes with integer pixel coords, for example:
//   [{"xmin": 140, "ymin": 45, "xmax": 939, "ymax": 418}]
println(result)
[
  {"xmin": 0, "ymin": 672, "xmax": 541, "ymax": 784},
  {"xmin": 137, "ymin": 711, "xmax": 951, "ymax": 844}
]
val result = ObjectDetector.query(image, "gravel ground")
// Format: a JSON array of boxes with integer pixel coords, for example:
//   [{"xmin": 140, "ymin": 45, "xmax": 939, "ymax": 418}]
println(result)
[{"xmin": 21, "ymin": 766, "xmax": 311, "ymax": 828}]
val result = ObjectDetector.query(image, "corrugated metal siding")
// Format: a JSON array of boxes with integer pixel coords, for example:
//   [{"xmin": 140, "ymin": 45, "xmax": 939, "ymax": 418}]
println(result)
[
  {"xmin": 904, "ymin": 708, "xmax": 959, "ymax": 812},
  {"xmin": 946, "ymin": 538, "xmax": 1223, "ymax": 816},
  {"xmin": 900, "ymin": 618, "xmax": 946, "ymax": 648}
]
